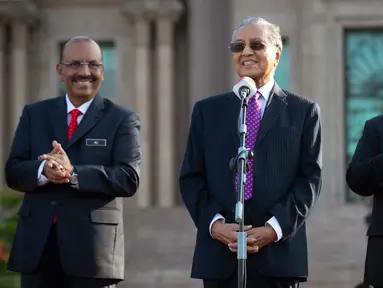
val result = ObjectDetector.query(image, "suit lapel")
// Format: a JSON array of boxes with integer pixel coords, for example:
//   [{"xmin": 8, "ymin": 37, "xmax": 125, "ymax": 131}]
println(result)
[
  {"xmin": 222, "ymin": 93, "xmax": 242, "ymax": 205},
  {"xmin": 65, "ymin": 94, "xmax": 106, "ymax": 150},
  {"xmin": 225, "ymin": 92, "xmax": 241, "ymax": 150},
  {"xmin": 49, "ymin": 95, "xmax": 69, "ymax": 146},
  {"xmin": 256, "ymin": 83, "xmax": 287, "ymax": 145}
]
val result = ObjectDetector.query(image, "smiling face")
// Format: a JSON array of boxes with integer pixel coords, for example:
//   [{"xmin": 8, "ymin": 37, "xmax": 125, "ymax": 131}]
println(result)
[
  {"xmin": 231, "ymin": 23, "xmax": 281, "ymax": 88},
  {"xmin": 56, "ymin": 40, "xmax": 104, "ymax": 106}
]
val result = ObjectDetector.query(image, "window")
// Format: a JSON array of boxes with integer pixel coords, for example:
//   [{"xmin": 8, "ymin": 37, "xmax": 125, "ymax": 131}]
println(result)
[
  {"xmin": 274, "ymin": 37, "xmax": 290, "ymax": 90},
  {"xmin": 59, "ymin": 42, "xmax": 116, "ymax": 99},
  {"xmin": 344, "ymin": 29, "xmax": 383, "ymax": 202}
]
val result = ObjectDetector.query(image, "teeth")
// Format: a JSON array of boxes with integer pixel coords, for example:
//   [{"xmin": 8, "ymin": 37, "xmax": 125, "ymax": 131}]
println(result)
[{"xmin": 243, "ymin": 61, "xmax": 256, "ymax": 66}]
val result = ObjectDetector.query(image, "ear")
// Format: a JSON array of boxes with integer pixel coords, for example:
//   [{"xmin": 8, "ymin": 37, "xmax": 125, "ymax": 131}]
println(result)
[
  {"xmin": 56, "ymin": 64, "xmax": 65, "ymax": 82},
  {"xmin": 274, "ymin": 47, "xmax": 282, "ymax": 67}
]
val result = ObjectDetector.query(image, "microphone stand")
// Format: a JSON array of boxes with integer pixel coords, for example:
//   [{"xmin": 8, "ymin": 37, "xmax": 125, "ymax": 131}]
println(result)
[{"xmin": 230, "ymin": 90, "xmax": 253, "ymax": 288}]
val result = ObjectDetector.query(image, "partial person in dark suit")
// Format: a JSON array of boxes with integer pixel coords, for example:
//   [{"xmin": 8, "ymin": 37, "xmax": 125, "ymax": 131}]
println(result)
[
  {"xmin": 179, "ymin": 17, "xmax": 322, "ymax": 288},
  {"xmin": 5, "ymin": 36, "xmax": 141, "ymax": 288},
  {"xmin": 347, "ymin": 115, "xmax": 383, "ymax": 288}
]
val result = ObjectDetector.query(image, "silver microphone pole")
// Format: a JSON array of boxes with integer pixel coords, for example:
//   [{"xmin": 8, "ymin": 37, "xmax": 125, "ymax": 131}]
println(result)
[{"xmin": 230, "ymin": 87, "xmax": 253, "ymax": 288}]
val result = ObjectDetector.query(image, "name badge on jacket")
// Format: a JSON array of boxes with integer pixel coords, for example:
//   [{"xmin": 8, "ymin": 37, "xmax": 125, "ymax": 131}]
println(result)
[{"xmin": 86, "ymin": 139, "xmax": 107, "ymax": 147}]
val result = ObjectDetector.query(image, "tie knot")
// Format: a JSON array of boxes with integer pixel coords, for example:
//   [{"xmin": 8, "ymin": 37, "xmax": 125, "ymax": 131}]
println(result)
[
  {"xmin": 249, "ymin": 91, "xmax": 261, "ymax": 104},
  {"xmin": 70, "ymin": 109, "xmax": 82, "ymax": 118}
]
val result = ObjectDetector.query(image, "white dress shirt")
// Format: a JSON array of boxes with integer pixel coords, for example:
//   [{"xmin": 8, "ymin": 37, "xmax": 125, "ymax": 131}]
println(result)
[
  {"xmin": 209, "ymin": 78, "xmax": 283, "ymax": 241},
  {"xmin": 36, "ymin": 94, "xmax": 94, "ymax": 186}
]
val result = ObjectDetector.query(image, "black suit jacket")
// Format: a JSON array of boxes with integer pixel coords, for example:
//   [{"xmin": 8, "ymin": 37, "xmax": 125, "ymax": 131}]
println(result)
[
  {"xmin": 346, "ymin": 115, "xmax": 383, "ymax": 285},
  {"xmin": 5, "ymin": 94, "xmax": 141, "ymax": 280},
  {"xmin": 347, "ymin": 115, "xmax": 383, "ymax": 233},
  {"xmin": 179, "ymin": 83, "xmax": 322, "ymax": 280}
]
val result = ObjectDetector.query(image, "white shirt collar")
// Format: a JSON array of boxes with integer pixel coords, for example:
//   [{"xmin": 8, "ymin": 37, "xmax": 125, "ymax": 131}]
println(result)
[
  {"xmin": 65, "ymin": 94, "xmax": 94, "ymax": 115},
  {"xmin": 256, "ymin": 78, "xmax": 275, "ymax": 102}
]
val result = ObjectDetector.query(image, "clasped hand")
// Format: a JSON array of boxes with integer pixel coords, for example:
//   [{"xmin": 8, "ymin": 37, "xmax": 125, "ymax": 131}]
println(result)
[
  {"xmin": 38, "ymin": 140, "xmax": 74, "ymax": 184},
  {"xmin": 211, "ymin": 222, "xmax": 277, "ymax": 254}
]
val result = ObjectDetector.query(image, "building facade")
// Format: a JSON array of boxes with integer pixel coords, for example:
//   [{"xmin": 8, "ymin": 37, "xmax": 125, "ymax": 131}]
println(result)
[
  {"xmin": 0, "ymin": 0, "xmax": 381, "ymax": 285},
  {"xmin": 1, "ymin": 0, "xmax": 381, "ymax": 207}
]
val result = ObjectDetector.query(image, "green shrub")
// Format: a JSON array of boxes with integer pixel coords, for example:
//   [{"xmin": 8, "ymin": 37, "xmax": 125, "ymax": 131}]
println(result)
[{"xmin": 0, "ymin": 188, "xmax": 22, "ymax": 287}]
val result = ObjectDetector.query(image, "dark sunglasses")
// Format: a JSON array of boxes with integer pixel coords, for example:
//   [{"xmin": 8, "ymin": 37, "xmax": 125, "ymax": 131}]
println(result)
[{"xmin": 229, "ymin": 41, "xmax": 266, "ymax": 53}]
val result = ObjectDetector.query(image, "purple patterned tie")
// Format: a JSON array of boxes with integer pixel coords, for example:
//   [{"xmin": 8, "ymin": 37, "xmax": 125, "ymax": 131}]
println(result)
[{"xmin": 236, "ymin": 91, "xmax": 262, "ymax": 200}]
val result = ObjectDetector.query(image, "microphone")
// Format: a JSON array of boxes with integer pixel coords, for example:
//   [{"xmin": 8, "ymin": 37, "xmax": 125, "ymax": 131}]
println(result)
[{"xmin": 232, "ymin": 76, "xmax": 257, "ymax": 100}]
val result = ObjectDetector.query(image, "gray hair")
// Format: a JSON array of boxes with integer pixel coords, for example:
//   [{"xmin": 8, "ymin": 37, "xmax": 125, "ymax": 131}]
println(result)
[{"xmin": 231, "ymin": 17, "xmax": 283, "ymax": 50}]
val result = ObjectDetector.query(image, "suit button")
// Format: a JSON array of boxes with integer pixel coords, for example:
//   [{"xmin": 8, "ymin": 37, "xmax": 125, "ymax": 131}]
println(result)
[{"xmin": 51, "ymin": 200, "xmax": 57, "ymax": 206}]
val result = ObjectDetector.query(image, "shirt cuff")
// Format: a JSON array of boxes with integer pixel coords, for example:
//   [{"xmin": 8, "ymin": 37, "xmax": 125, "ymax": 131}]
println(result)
[
  {"xmin": 266, "ymin": 216, "xmax": 283, "ymax": 242},
  {"xmin": 209, "ymin": 213, "xmax": 225, "ymax": 238},
  {"xmin": 37, "ymin": 160, "xmax": 49, "ymax": 186}
]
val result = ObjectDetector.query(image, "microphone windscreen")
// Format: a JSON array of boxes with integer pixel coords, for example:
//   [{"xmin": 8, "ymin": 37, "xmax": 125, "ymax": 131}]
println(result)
[{"xmin": 232, "ymin": 77, "xmax": 257, "ymax": 99}]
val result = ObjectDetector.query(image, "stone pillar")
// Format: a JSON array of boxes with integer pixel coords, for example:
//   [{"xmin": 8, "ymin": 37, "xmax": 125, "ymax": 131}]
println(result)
[
  {"xmin": 0, "ymin": 22, "xmax": 5, "ymax": 186},
  {"xmin": 155, "ymin": 1, "xmax": 183, "ymax": 207},
  {"xmin": 10, "ymin": 19, "xmax": 28, "ymax": 140},
  {"xmin": 188, "ymin": 0, "xmax": 232, "ymax": 114},
  {"xmin": 123, "ymin": 4, "xmax": 153, "ymax": 208},
  {"xmin": 301, "ymin": 0, "xmax": 336, "ymax": 206},
  {"xmin": 188, "ymin": 0, "xmax": 212, "ymax": 111}
]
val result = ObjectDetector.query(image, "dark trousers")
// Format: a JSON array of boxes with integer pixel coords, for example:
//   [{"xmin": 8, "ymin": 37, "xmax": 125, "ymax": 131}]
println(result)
[
  {"xmin": 21, "ymin": 224, "xmax": 118, "ymax": 288},
  {"xmin": 204, "ymin": 277, "xmax": 300, "ymax": 288},
  {"xmin": 364, "ymin": 236, "xmax": 383, "ymax": 287},
  {"xmin": 203, "ymin": 266, "xmax": 300, "ymax": 288}
]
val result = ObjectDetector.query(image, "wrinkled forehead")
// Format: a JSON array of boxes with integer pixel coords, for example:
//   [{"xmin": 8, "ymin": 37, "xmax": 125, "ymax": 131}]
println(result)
[
  {"xmin": 234, "ymin": 24, "xmax": 268, "ymax": 42},
  {"xmin": 62, "ymin": 42, "xmax": 102, "ymax": 62}
]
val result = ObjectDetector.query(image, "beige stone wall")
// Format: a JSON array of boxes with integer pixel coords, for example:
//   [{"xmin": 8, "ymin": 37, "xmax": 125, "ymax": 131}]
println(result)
[
  {"xmin": 325, "ymin": 0, "xmax": 383, "ymax": 206},
  {"xmin": 232, "ymin": 0, "xmax": 301, "ymax": 94},
  {"xmin": 14, "ymin": 0, "xmax": 186, "ymax": 209},
  {"xmin": 0, "ymin": 0, "xmax": 380, "ymax": 286},
  {"xmin": 232, "ymin": 0, "xmax": 383, "ymax": 209},
  {"xmin": 34, "ymin": 6, "xmax": 134, "ymax": 107},
  {"xmin": 0, "ymin": 0, "xmax": 380, "ymax": 208}
]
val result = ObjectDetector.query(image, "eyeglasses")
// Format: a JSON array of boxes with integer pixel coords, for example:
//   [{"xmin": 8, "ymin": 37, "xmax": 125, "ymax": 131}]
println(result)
[
  {"xmin": 60, "ymin": 61, "xmax": 104, "ymax": 71},
  {"xmin": 229, "ymin": 41, "xmax": 267, "ymax": 53}
]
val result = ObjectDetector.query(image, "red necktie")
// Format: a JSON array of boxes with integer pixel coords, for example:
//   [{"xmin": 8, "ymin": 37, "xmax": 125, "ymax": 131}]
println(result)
[
  {"xmin": 68, "ymin": 109, "xmax": 82, "ymax": 141},
  {"xmin": 53, "ymin": 109, "xmax": 82, "ymax": 223}
]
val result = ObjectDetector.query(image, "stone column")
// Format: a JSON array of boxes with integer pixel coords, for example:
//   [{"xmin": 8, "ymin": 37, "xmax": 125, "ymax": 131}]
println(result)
[
  {"xmin": 10, "ymin": 19, "xmax": 28, "ymax": 140},
  {"xmin": 155, "ymin": 1, "xmax": 183, "ymax": 207},
  {"xmin": 188, "ymin": 0, "xmax": 232, "ymax": 115},
  {"xmin": 123, "ymin": 4, "xmax": 154, "ymax": 208},
  {"xmin": 188, "ymin": 0, "xmax": 212, "ymax": 110},
  {"xmin": 301, "ymin": 0, "xmax": 336, "ymax": 206},
  {"xmin": 0, "ymin": 21, "xmax": 5, "ymax": 186}
]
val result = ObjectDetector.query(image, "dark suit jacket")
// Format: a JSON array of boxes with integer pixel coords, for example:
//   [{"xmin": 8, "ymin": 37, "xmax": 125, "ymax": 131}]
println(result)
[
  {"xmin": 346, "ymin": 115, "xmax": 383, "ymax": 285},
  {"xmin": 179, "ymin": 83, "xmax": 322, "ymax": 280},
  {"xmin": 5, "ymin": 94, "xmax": 141, "ymax": 280}
]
